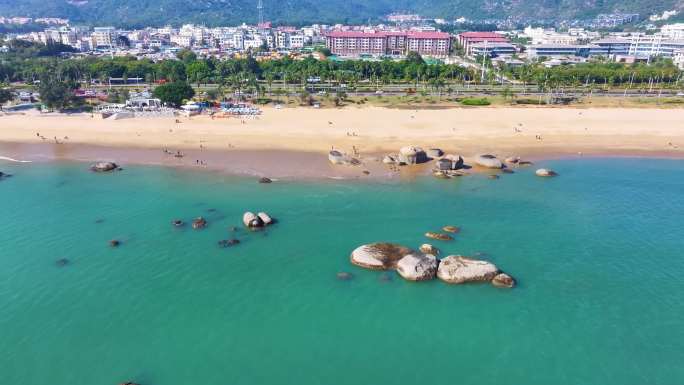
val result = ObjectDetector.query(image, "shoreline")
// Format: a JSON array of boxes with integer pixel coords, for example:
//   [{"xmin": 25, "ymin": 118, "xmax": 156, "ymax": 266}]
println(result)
[
  {"xmin": 1, "ymin": 141, "xmax": 683, "ymax": 181},
  {"xmin": 1, "ymin": 106, "xmax": 683, "ymax": 179}
]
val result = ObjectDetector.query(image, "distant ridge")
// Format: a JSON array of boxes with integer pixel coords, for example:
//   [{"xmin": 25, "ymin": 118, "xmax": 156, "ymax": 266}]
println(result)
[{"xmin": 0, "ymin": 0, "xmax": 682, "ymax": 27}]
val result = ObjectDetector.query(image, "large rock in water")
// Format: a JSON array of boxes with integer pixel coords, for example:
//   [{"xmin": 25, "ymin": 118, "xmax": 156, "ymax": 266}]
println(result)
[
  {"xmin": 396, "ymin": 253, "xmax": 439, "ymax": 281},
  {"xmin": 474, "ymin": 154, "xmax": 503, "ymax": 169},
  {"xmin": 257, "ymin": 212, "xmax": 273, "ymax": 225},
  {"xmin": 437, "ymin": 255, "xmax": 500, "ymax": 284},
  {"xmin": 491, "ymin": 273, "xmax": 516, "ymax": 288},
  {"xmin": 90, "ymin": 162, "xmax": 118, "ymax": 172},
  {"xmin": 243, "ymin": 212, "xmax": 263, "ymax": 228},
  {"xmin": 536, "ymin": 168, "xmax": 558, "ymax": 177},
  {"xmin": 350, "ymin": 243, "xmax": 413, "ymax": 270},
  {"xmin": 398, "ymin": 146, "xmax": 429, "ymax": 165}
]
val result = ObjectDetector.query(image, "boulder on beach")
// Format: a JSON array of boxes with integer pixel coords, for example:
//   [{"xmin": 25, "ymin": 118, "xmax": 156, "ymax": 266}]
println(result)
[
  {"xmin": 426, "ymin": 148, "xmax": 444, "ymax": 159},
  {"xmin": 425, "ymin": 232, "xmax": 453, "ymax": 241},
  {"xmin": 419, "ymin": 243, "xmax": 439, "ymax": 255},
  {"xmin": 90, "ymin": 162, "xmax": 119, "ymax": 172},
  {"xmin": 192, "ymin": 217, "xmax": 207, "ymax": 229},
  {"xmin": 328, "ymin": 150, "xmax": 360, "ymax": 166},
  {"xmin": 243, "ymin": 212, "xmax": 263, "ymax": 228},
  {"xmin": 383, "ymin": 155, "xmax": 398, "ymax": 164},
  {"xmin": 396, "ymin": 253, "xmax": 439, "ymax": 281},
  {"xmin": 437, "ymin": 255, "xmax": 500, "ymax": 284},
  {"xmin": 491, "ymin": 273, "xmax": 516, "ymax": 288},
  {"xmin": 505, "ymin": 156, "xmax": 520, "ymax": 164},
  {"xmin": 536, "ymin": 168, "xmax": 558, "ymax": 177},
  {"xmin": 350, "ymin": 243, "xmax": 413, "ymax": 270},
  {"xmin": 474, "ymin": 154, "xmax": 503, "ymax": 169},
  {"xmin": 398, "ymin": 146, "xmax": 429, "ymax": 165}
]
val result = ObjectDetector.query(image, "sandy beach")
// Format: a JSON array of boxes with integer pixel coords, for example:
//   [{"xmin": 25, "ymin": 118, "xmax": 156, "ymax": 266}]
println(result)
[{"xmin": 1, "ymin": 106, "xmax": 683, "ymax": 178}]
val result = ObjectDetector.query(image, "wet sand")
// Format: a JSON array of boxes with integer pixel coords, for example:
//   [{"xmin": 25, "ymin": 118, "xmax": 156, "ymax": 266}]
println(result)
[{"xmin": 1, "ymin": 106, "xmax": 683, "ymax": 179}]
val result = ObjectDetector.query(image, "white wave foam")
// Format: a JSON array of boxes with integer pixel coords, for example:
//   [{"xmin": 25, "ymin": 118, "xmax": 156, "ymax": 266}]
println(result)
[{"xmin": 0, "ymin": 156, "xmax": 32, "ymax": 163}]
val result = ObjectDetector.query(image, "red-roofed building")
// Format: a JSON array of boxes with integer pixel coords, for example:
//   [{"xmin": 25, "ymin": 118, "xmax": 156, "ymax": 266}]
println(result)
[
  {"xmin": 457, "ymin": 32, "xmax": 509, "ymax": 56},
  {"xmin": 325, "ymin": 31, "xmax": 451, "ymax": 57}
]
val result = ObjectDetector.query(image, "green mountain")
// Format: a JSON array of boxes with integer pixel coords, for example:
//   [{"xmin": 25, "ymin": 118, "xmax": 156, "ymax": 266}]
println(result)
[{"xmin": 0, "ymin": 0, "xmax": 682, "ymax": 27}]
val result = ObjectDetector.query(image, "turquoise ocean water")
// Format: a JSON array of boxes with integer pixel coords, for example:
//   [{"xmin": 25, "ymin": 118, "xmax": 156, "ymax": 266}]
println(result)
[{"xmin": 1, "ymin": 158, "xmax": 683, "ymax": 385}]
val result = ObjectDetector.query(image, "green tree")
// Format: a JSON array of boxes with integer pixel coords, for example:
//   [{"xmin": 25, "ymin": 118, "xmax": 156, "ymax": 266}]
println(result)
[
  {"xmin": 187, "ymin": 61, "xmax": 211, "ymax": 86},
  {"xmin": 38, "ymin": 78, "xmax": 75, "ymax": 111},
  {"xmin": 153, "ymin": 81, "xmax": 195, "ymax": 107},
  {"xmin": 0, "ymin": 87, "xmax": 12, "ymax": 110}
]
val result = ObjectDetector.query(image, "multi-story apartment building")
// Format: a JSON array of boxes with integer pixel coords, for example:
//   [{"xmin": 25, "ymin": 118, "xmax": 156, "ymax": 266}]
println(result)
[
  {"xmin": 457, "ymin": 32, "xmax": 509, "ymax": 56},
  {"xmin": 325, "ymin": 31, "xmax": 450, "ymax": 57}
]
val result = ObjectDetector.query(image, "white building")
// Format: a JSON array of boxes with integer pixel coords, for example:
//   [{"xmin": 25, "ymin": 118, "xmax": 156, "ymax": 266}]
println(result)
[
  {"xmin": 92, "ymin": 27, "xmax": 117, "ymax": 49},
  {"xmin": 661, "ymin": 23, "xmax": 684, "ymax": 40}
]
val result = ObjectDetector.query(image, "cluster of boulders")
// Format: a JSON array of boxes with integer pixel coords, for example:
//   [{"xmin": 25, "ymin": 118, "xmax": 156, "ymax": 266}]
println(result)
[
  {"xmin": 350, "ymin": 242, "xmax": 515, "ymax": 288},
  {"xmin": 90, "ymin": 162, "xmax": 120, "ymax": 172},
  {"xmin": 243, "ymin": 211, "xmax": 274, "ymax": 229},
  {"xmin": 383, "ymin": 146, "xmax": 435, "ymax": 166}
]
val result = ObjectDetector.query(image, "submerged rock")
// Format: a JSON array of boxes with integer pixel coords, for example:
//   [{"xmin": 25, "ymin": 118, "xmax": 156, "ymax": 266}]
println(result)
[
  {"xmin": 419, "ymin": 243, "xmax": 440, "ymax": 255},
  {"xmin": 336, "ymin": 272, "xmax": 353, "ymax": 281},
  {"xmin": 55, "ymin": 258, "xmax": 70, "ymax": 267},
  {"xmin": 536, "ymin": 168, "xmax": 558, "ymax": 177},
  {"xmin": 90, "ymin": 162, "xmax": 119, "ymax": 172},
  {"xmin": 0, "ymin": 171, "xmax": 12, "ymax": 179},
  {"xmin": 396, "ymin": 253, "xmax": 439, "ymax": 281},
  {"xmin": 109, "ymin": 239, "xmax": 121, "ymax": 247},
  {"xmin": 172, "ymin": 219, "xmax": 184, "ymax": 227},
  {"xmin": 192, "ymin": 217, "xmax": 207, "ymax": 229},
  {"xmin": 437, "ymin": 255, "xmax": 499, "ymax": 284},
  {"xmin": 425, "ymin": 232, "xmax": 453, "ymax": 241},
  {"xmin": 488, "ymin": 174, "xmax": 500, "ymax": 180},
  {"xmin": 258, "ymin": 177, "xmax": 273, "ymax": 184},
  {"xmin": 218, "ymin": 239, "xmax": 240, "ymax": 248},
  {"xmin": 350, "ymin": 243, "xmax": 413, "ymax": 270},
  {"xmin": 492, "ymin": 273, "xmax": 516, "ymax": 288},
  {"xmin": 378, "ymin": 272, "xmax": 393, "ymax": 282},
  {"xmin": 474, "ymin": 154, "xmax": 503, "ymax": 169},
  {"xmin": 442, "ymin": 226, "xmax": 460, "ymax": 233}
]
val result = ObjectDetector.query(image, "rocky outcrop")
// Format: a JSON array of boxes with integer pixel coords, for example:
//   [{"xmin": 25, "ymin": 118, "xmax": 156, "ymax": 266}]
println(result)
[
  {"xmin": 442, "ymin": 226, "xmax": 460, "ymax": 233},
  {"xmin": 398, "ymin": 146, "xmax": 429, "ymax": 165},
  {"xmin": 437, "ymin": 255, "xmax": 500, "ymax": 284},
  {"xmin": 535, "ymin": 168, "xmax": 558, "ymax": 177},
  {"xmin": 258, "ymin": 177, "xmax": 272, "ymax": 184},
  {"xmin": 474, "ymin": 154, "xmax": 503, "ymax": 169},
  {"xmin": 257, "ymin": 212, "xmax": 273, "ymax": 225},
  {"xmin": 396, "ymin": 253, "xmax": 439, "ymax": 281},
  {"xmin": 425, "ymin": 232, "xmax": 453, "ymax": 241},
  {"xmin": 192, "ymin": 217, "xmax": 207, "ymax": 229},
  {"xmin": 419, "ymin": 244, "xmax": 439, "ymax": 255},
  {"xmin": 243, "ymin": 211, "xmax": 275, "ymax": 228},
  {"xmin": 491, "ymin": 273, "xmax": 515, "ymax": 288},
  {"xmin": 350, "ymin": 243, "xmax": 413, "ymax": 270},
  {"xmin": 90, "ymin": 162, "xmax": 119, "ymax": 172}
]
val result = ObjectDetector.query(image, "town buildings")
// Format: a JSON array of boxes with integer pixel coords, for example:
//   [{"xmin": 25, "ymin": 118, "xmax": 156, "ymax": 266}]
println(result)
[{"xmin": 456, "ymin": 32, "xmax": 509, "ymax": 56}]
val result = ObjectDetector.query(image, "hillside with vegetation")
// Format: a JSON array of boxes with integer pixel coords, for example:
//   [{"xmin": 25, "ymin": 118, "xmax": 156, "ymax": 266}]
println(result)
[{"xmin": 0, "ymin": 0, "xmax": 682, "ymax": 27}]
